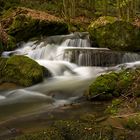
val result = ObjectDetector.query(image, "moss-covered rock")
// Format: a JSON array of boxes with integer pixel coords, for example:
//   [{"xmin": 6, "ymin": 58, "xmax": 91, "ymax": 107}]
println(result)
[
  {"xmin": 88, "ymin": 16, "xmax": 140, "ymax": 51},
  {"xmin": 6, "ymin": 35, "xmax": 16, "ymax": 50},
  {"xmin": 0, "ymin": 7, "xmax": 69, "ymax": 54},
  {"xmin": 7, "ymin": 14, "xmax": 68, "ymax": 42},
  {"xmin": 0, "ymin": 55, "xmax": 45, "ymax": 86},
  {"xmin": 1, "ymin": 7, "xmax": 69, "ymax": 43},
  {"xmin": 87, "ymin": 69, "xmax": 136, "ymax": 100},
  {"xmin": 0, "ymin": 23, "xmax": 16, "ymax": 53}
]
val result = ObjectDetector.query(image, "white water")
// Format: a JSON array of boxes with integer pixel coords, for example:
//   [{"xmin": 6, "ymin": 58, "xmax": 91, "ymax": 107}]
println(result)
[{"xmin": 1, "ymin": 32, "xmax": 140, "ymax": 118}]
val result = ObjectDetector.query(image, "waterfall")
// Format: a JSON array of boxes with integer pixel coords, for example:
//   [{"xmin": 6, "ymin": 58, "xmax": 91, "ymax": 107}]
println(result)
[
  {"xmin": 63, "ymin": 49, "xmax": 140, "ymax": 66},
  {"xmin": 3, "ymin": 32, "xmax": 140, "ymax": 67},
  {"xmin": 1, "ymin": 32, "xmax": 140, "ymax": 118}
]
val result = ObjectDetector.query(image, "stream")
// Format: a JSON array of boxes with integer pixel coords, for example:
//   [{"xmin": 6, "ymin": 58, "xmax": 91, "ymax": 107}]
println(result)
[{"xmin": 0, "ymin": 32, "xmax": 140, "ymax": 137}]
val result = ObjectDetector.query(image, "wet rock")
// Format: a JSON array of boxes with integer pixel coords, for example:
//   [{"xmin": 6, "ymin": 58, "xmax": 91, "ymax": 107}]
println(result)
[
  {"xmin": 87, "ymin": 69, "xmax": 139, "ymax": 100},
  {"xmin": 0, "ymin": 82, "xmax": 20, "ymax": 91},
  {"xmin": 0, "ymin": 55, "xmax": 47, "ymax": 86}
]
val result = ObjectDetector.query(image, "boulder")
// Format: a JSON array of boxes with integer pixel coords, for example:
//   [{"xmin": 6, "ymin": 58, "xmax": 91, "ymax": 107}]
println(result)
[
  {"xmin": 88, "ymin": 16, "xmax": 140, "ymax": 52},
  {"xmin": 86, "ymin": 69, "xmax": 140, "ymax": 100},
  {"xmin": 0, "ymin": 55, "xmax": 46, "ymax": 86},
  {"xmin": 8, "ymin": 14, "xmax": 68, "ymax": 42},
  {"xmin": 1, "ymin": 7, "xmax": 69, "ymax": 42}
]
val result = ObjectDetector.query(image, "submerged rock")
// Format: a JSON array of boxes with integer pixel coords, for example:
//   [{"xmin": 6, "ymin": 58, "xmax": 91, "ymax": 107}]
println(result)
[
  {"xmin": 0, "ymin": 55, "xmax": 47, "ymax": 86},
  {"xmin": 88, "ymin": 16, "xmax": 140, "ymax": 51}
]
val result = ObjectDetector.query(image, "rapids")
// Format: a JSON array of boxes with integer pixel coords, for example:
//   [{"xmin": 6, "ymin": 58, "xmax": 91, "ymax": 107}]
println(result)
[{"xmin": 1, "ymin": 32, "xmax": 140, "ymax": 121}]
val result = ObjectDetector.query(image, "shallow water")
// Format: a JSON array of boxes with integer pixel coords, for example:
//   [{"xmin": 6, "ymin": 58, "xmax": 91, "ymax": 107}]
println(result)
[{"xmin": 0, "ymin": 100, "xmax": 109, "ymax": 139}]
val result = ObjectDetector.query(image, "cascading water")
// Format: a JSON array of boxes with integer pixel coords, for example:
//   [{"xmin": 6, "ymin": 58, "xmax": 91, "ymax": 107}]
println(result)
[{"xmin": 1, "ymin": 32, "xmax": 140, "ymax": 121}]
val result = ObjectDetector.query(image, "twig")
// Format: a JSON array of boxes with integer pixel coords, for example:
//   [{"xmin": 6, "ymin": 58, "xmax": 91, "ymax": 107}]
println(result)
[{"xmin": 111, "ymin": 113, "xmax": 139, "ymax": 118}]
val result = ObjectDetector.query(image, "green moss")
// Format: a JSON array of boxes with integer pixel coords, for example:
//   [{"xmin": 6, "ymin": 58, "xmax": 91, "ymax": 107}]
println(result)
[
  {"xmin": 88, "ymin": 16, "xmax": 140, "ymax": 51},
  {"xmin": 80, "ymin": 113, "xmax": 95, "ymax": 123},
  {"xmin": 8, "ymin": 14, "xmax": 68, "ymax": 42},
  {"xmin": 106, "ymin": 99, "xmax": 122, "ymax": 115},
  {"xmin": 124, "ymin": 114, "xmax": 140, "ymax": 130},
  {"xmin": 2, "ymin": 7, "xmax": 18, "ymax": 18},
  {"xmin": 0, "ymin": 55, "xmax": 45, "ymax": 86},
  {"xmin": 14, "ymin": 127, "xmax": 65, "ymax": 140},
  {"xmin": 54, "ymin": 120, "xmax": 113, "ymax": 140},
  {"xmin": 6, "ymin": 35, "xmax": 16, "ymax": 51},
  {"xmin": 88, "ymin": 70, "xmax": 134, "ymax": 100},
  {"xmin": 67, "ymin": 22, "xmax": 85, "ymax": 32},
  {"xmin": 116, "ymin": 71, "xmax": 133, "ymax": 93},
  {"xmin": 88, "ymin": 72, "xmax": 118, "ymax": 100}
]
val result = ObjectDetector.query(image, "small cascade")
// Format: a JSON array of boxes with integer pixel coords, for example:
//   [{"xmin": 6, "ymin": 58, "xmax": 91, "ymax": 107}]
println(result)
[
  {"xmin": 3, "ymin": 32, "xmax": 140, "ymax": 67},
  {"xmin": 27, "ymin": 44, "xmax": 57, "ymax": 60},
  {"xmin": 37, "ymin": 60, "xmax": 77, "ymax": 76},
  {"xmin": 62, "ymin": 48, "xmax": 140, "ymax": 66},
  {"xmin": 122, "ymin": 52, "xmax": 140, "ymax": 63},
  {"xmin": 61, "ymin": 39, "xmax": 90, "ymax": 47}
]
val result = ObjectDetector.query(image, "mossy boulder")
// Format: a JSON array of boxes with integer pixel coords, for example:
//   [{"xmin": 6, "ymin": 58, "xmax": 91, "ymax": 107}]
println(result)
[
  {"xmin": 0, "ymin": 35, "xmax": 16, "ymax": 54},
  {"xmin": 7, "ymin": 14, "xmax": 68, "ymax": 42},
  {"xmin": 87, "ymin": 69, "xmax": 137, "ymax": 100},
  {"xmin": 88, "ymin": 16, "xmax": 140, "ymax": 51},
  {"xmin": 0, "ymin": 55, "xmax": 46, "ymax": 86},
  {"xmin": 0, "ymin": 7, "xmax": 69, "ymax": 54}
]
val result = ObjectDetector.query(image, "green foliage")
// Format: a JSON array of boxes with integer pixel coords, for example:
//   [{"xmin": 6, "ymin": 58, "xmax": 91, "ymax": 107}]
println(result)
[
  {"xmin": 19, "ymin": 0, "xmax": 62, "ymax": 16},
  {"xmin": 0, "ymin": 55, "xmax": 44, "ymax": 86},
  {"xmin": 0, "ymin": 0, "xmax": 20, "ymax": 13},
  {"xmin": 89, "ymin": 16, "xmax": 117, "ymax": 29},
  {"xmin": 1, "ymin": 0, "xmax": 140, "ymax": 20}
]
